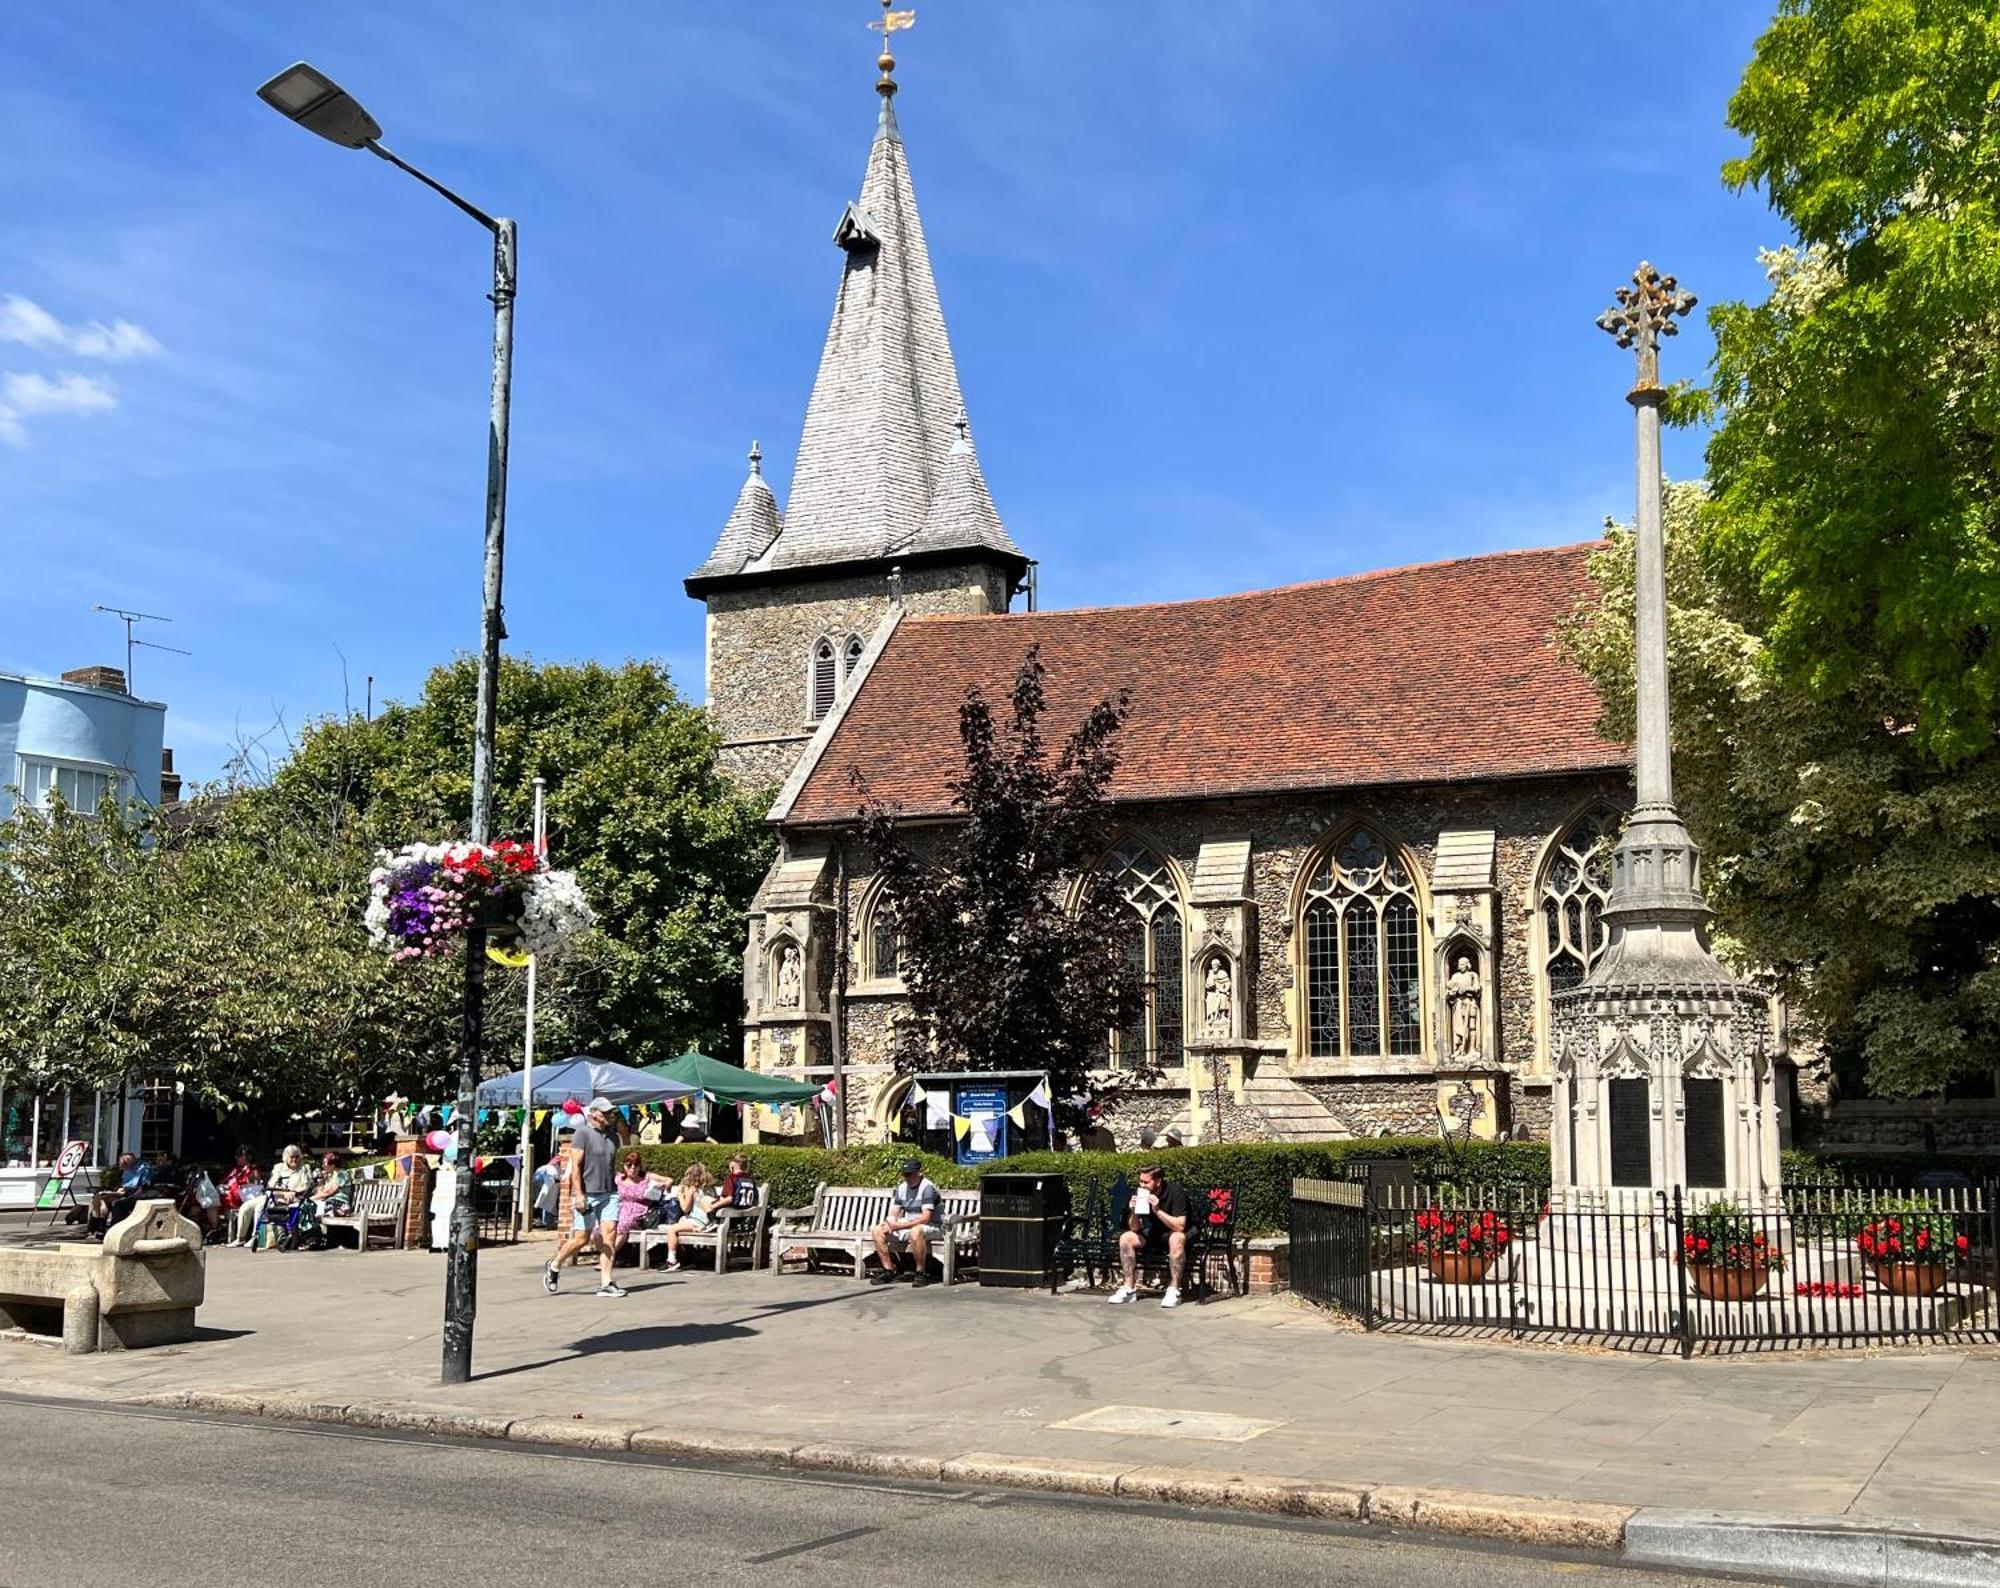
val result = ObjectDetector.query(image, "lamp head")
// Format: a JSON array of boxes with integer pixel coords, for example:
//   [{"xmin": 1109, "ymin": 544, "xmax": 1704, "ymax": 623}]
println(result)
[{"xmin": 256, "ymin": 62, "xmax": 381, "ymax": 149}]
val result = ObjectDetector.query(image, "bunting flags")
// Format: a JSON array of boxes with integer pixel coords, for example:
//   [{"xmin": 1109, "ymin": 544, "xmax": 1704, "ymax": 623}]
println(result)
[
  {"xmin": 952, "ymin": 1115, "xmax": 971, "ymax": 1141},
  {"xmin": 533, "ymin": 1109, "xmax": 549, "ymax": 1129},
  {"xmin": 1027, "ymin": 1080, "xmax": 1052, "ymax": 1114},
  {"xmin": 1008, "ymin": 1103, "xmax": 1027, "ymax": 1129},
  {"xmin": 442, "ymin": 1105, "xmax": 457, "ymax": 1125}
]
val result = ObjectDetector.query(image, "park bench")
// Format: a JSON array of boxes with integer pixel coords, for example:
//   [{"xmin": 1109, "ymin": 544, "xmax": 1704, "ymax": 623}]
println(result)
[
  {"xmin": 768, "ymin": 1183, "xmax": 981, "ymax": 1284},
  {"xmin": 322, "ymin": 1177, "xmax": 409, "ymax": 1251},
  {"xmin": 633, "ymin": 1183, "xmax": 770, "ymax": 1274},
  {"xmin": 1053, "ymin": 1177, "xmax": 1241, "ymax": 1298}
]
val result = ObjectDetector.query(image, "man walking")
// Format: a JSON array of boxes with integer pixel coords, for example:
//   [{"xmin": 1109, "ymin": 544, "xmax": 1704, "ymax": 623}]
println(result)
[{"xmin": 543, "ymin": 1097, "xmax": 626, "ymax": 1298}]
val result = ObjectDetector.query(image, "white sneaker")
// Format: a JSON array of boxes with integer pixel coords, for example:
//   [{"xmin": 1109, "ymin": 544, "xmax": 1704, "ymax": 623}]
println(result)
[
  {"xmin": 1107, "ymin": 1285, "xmax": 1138, "ymax": 1304},
  {"xmin": 1160, "ymin": 1287, "xmax": 1182, "ymax": 1308},
  {"xmin": 595, "ymin": 1282, "xmax": 627, "ymax": 1298}
]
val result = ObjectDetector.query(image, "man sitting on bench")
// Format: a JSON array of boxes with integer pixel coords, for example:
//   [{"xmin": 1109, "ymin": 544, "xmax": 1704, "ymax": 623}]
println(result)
[
  {"xmin": 870, "ymin": 1158, "xmax": 940, "ymax": 1287},
  {"xmin": 1109, "ymin": 1164, "xmax": 1190, "ymax": 1308}
]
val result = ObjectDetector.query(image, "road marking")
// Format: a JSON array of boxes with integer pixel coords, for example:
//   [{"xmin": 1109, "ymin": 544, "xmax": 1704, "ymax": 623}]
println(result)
[{"xmin": 745, "ymin": 1525, "xmax": 881, "ymax": 1563}]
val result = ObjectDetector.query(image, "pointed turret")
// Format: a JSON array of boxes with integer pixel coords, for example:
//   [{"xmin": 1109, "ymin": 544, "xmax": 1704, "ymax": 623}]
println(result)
[
  {"xmin": 899, "ymin": 409, "xmax": 1007, "ymax": 557},
  {"xmin": 690, "ymin": 441, "xmax": 784, "ymax": 581}
]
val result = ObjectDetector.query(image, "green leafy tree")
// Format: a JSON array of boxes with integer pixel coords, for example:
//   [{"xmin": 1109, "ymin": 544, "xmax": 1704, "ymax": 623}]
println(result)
[
  {"xmin": 262, "ymin": 655, "xmax": 772, "ymax": 1068},
  {"xmin": 857, "ymin": 648, "xmax": 1148, "ymax": 1118},
  {"xmin": 1563, "ymin": 484, "xmax": 2000, "ymax": 1097},
  {"xmin": 1703, "ymin": 0, "xmax": 2000, "ymax": 765}
]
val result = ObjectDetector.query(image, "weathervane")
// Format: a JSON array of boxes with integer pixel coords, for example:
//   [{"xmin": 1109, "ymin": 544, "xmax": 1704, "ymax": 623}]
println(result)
[
  {"xmin": 1595, "ymin": 262, "xmax": 1696, "ymax": 394},
  {"xmin": 870, "ymin": 0, "xmax": 916, "ymax": 97}
]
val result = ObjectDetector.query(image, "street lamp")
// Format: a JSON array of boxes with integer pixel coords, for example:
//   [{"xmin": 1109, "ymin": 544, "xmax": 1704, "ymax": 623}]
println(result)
[{"xmin": 258, "ymin": 60, "xmax": 515, "ymax": 1387}]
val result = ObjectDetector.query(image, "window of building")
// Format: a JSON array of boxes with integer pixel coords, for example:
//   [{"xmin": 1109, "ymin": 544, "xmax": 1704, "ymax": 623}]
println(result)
[
  {"xmin": 810, "ymin": 638, "xmax": 838, "ymax": 721},
  {"xmin": 18, "ymin": 756, "xmax": 119, "ymax": 816},
  {"xmin": 844, "ymin": 633, "xmax": 865, "ymax": 683},
  {"xmin": 1097, "ymin": 840, "xmax": 1185, "ymax": 1069},
  {"xmin": 1301, "ymin": 826, "xmax": 1424, "ymax": 1059},
  {"xmin": 866, "ymin": 897, "xmax": 900, "ymax": 980},
  {"xmin": 1538, "ymin": 805, "xmax": 1618, "ymax": 1000}
]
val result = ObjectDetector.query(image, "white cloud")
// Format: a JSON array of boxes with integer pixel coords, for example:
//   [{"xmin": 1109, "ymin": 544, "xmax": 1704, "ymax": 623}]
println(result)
[
  {"xmin": 0, "ymin": 294, "xmax": 162, "ymax": 361},
  {"xmin": 0, "ymin": 370, "xmax": 119, "ymax": 446}
]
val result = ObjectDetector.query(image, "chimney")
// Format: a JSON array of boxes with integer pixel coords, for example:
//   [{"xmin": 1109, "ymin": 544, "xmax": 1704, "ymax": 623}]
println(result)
[
  {"xmin": 159, "ymin": 748, "xmax": 182, "ymax": 805},
  {"xmin": 61, "ymin": 664, "xmax": 128, "ymax": 694}
]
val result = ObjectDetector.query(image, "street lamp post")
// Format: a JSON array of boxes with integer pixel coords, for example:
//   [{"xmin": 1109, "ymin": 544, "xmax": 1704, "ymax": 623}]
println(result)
[{"xmin": 258, "ymin": 62, "xmax": 515, "ymax": 1384}]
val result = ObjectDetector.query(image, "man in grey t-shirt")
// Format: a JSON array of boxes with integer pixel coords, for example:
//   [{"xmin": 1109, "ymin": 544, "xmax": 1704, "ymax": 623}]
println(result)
[
  {"xmin": 870, "ymin": 1158, "xmax": 941, "ymax": 1287},
  {"xmin": 542, "ymin": 1097, "xmax": 626, "ymax": 1298}
]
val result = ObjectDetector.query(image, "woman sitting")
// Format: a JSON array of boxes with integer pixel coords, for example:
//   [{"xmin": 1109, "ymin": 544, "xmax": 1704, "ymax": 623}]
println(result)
[
  {"xmin": 235, "ymin": 1145, "xmax": 312, "ymax": 1248},
  {"xmin": 299, "ymin": 1151, "xmax": 353, "ymax": 1247},
  {"xmin": 611, "ymin": 1151, "xmax": 675, "ymax": 1253},
  {"xmin": 657, "ymin": 1161, "xmax": 719, "ymax": 1272}
]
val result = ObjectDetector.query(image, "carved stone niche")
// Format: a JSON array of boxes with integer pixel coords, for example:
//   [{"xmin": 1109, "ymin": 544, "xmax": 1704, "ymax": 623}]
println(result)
[
  {"xmin": 1195, "ymin": 946, "xmax": 1237, "ymax": 1041},
  {"xmin": 1434, "ymin": 923, "xmax": 1494, "ymax": 1066}
]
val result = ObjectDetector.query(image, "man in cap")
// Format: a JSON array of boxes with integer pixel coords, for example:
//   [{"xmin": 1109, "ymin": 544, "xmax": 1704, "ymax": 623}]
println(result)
[
  {"xmin": 870, "ymin": 1157, "xmax": 941, "ymax": 1287},
  {"xmin": 543, "ymin": 1097, "xmax": 626, "ymax": 1298}
]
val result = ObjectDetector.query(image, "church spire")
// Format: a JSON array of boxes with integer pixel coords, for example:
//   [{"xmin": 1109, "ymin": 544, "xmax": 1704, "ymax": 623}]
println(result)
[{"xmin": 689, "ymin": 23, "xmax": 1023, "ymax": 589}]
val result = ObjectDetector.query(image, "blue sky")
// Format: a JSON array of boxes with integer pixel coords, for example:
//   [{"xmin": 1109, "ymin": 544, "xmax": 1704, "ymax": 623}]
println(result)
[{"xmin": 0, "ymin": 3, "xmax": 1777, "ymax": 783}]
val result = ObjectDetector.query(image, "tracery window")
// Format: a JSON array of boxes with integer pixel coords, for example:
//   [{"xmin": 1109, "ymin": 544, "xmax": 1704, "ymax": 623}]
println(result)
[
  {"xmin": 1539, "ymin": 806, "xmax": 1617, "ymax": 1000},
  {"xmin": 1301, "ymin": 827, "xmax": 1423, "ymax": 1059},
  {"xmin": 1098, "ymin": 841, "xmax": 1185, "ymax": 1069},
  {"xmin": 810, "ymin": 638, "xmax": 838, "ymax": 721}
]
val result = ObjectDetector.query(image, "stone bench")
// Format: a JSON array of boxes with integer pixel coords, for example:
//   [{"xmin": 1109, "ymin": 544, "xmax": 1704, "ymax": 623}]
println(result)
[{"xmin": 0, "ymin": 1199, "xmax": 206, "ymax": 1353}]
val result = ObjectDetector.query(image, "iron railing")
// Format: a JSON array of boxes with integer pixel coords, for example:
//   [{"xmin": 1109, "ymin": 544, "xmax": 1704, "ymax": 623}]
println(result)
[{"xmin": 1291, "ymin": 1177, "xmax": 1999, "ymax": 1356}]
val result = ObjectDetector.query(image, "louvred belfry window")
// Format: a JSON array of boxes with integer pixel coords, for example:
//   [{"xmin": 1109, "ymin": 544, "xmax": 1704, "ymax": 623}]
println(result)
[
  {"xmin": 1302, "ymin": 827, "xmax": 1424, "ymax": 1060},
  {"xmin": 810, "ymin": 638, "xmax": 838, "ymax": 721}
]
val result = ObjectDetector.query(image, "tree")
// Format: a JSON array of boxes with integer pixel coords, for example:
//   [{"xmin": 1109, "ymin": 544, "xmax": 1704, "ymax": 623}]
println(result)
[
  {"xmin": 857, "ymin": 648, "xmax": 1148, "ymax": 1118},
  {"xmin": 260, "ymin": 655, "xmax": 772, "ymax": 1068},
  {"xmin": 1562, "ymin": 483, "xmax": 2000, "ymax": 1098},
  {"xmin": 1701, "ymin": 0, "xmax": 2000, "ymax": 765}
]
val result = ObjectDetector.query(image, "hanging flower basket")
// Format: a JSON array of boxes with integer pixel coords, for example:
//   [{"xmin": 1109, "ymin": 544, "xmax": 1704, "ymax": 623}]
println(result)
[{"xmin": 365, "ymin": 840, "xmax": 594, "ymax": 963}]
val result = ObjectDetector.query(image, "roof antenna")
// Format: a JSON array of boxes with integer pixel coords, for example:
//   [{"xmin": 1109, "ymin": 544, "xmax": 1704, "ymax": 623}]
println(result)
[{"xmin": 91, "ymin": 604, "xmax": 191, "ymax": 694}]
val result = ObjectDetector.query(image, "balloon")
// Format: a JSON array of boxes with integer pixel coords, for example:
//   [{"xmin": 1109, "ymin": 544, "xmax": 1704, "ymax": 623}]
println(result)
[
  {"xmin": 561, "ymin": 1099, "xmax": 582, "ymax": 1116},
  {"xmin": 425, "ymin": 1129, "xmax": 451, "ymax": 1151}
]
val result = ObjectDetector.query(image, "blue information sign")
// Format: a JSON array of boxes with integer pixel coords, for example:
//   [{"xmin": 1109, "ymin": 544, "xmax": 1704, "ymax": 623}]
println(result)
[{"xmin": 952, "ymin": 1083, "xmax": 1010, "ymax": 1166}]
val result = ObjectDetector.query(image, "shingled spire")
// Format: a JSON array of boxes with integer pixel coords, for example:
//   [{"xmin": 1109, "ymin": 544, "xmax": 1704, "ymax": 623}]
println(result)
[
  {"xmin": 899, "ymin": 408, "xmax": 1006, "ymax": 557},
  {"xmin": 689, "ymin": 441, "xmax": 783, "ymax": 581}
]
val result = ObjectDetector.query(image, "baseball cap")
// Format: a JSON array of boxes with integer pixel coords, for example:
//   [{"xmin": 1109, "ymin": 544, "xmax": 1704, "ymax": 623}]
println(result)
[
  {"xmin": 900, "ymin": 1157, "xmax": 922, "ymax": 1174},
  {"xmin": 588, "ymin": 1096, "xmax": 614, "ymax": 1115}
]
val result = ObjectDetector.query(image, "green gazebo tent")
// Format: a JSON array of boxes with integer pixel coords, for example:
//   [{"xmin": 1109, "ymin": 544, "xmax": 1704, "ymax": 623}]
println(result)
[{"xmin": 638, "ymin": 1050, "xmax": 823, "ymax": 1106}]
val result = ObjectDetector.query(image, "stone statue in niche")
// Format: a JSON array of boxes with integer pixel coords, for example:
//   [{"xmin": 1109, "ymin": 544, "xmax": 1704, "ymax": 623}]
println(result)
[
  {"xmin": 1447, "ymin": 954, "xmax": 1482, "ymax": 1057},
  {"xmin": 774, "ymin": 944, "xmax": 802, "ymax": 1009},
  {"xmin": 1203, "ymin": 957, "xmax": 1232, "ymax": 1035}
]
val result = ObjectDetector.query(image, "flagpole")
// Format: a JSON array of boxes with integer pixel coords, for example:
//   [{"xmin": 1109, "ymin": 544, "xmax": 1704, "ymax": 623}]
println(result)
[{"xmin": 517, "ymin": 776, "xmax": 545, "ymax": 1234}]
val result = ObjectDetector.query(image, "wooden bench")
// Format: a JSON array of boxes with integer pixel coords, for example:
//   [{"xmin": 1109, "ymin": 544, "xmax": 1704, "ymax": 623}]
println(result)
[
  {"xmin": 322, "ymin": 1178, "xmax": 408, "ymax": 1251},
  {"xmin": 632, "ymin": 1184, "xmax": 770, "ymax": 1274},
  {"xmin": 768, "ymin": 1183, "xmax": 981, "ymax": 1284}
]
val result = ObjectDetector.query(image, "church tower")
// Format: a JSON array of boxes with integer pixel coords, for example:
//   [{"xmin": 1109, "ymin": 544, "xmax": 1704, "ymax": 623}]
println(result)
[{"xmin": 686, "ymin": 47, "xmax": 1030, "ymax": 789}]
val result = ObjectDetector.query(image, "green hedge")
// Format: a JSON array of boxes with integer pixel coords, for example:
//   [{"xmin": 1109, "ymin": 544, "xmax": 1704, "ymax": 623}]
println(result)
[
  {"xmin": 1783, "ymin": 1148, "xmax": 1999, "ymax": 1186},
  {"xmin": 636, "ymin": 1138, "xmax": 1551, "ymax": 1237}
]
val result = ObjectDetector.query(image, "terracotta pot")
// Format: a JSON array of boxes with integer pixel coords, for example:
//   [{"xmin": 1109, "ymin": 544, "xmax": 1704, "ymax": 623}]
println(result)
[
  {"xmin": 1687, "ymin": 1261, "xmax": 1771, "ymax": 1302},
  {"xmin": 1426, "ymin": 1250, "xmax": 1494, "ymax": 1285},
  {"xmin": 1870, "ymin": 1260, "xmax": 1950, "ymax": 1297}
]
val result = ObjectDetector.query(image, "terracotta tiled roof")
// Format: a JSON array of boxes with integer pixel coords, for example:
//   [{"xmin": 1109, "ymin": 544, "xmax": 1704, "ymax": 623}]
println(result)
[{"xmin": 782, "ymin": 542, "xmax": 1627, "ymax": 825}]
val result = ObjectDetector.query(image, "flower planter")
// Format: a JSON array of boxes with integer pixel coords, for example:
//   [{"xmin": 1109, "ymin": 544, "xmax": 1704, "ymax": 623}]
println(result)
[
  {"xmin": 1426, "ymin": 1251, "xmax": 1495, "ymax": 1285},
  {"xmin": 1870, "ymin": 1260, "xmax": 1950, "ymax": 1297},
  {"xmin": 1687, "ymin": 1261, "xmax": 1771, "ymax": 1302}
]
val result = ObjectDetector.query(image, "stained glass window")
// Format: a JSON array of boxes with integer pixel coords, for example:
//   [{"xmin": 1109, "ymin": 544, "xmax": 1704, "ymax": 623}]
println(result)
[
  {"xmin": 1300, "ymin": 827, "xmax": 1425, "ymax": 1059},
  {"xmin": 1097, "ymin": 841, "xmax": 1188, "ymax": 1069},
  {"xmin": 1539, "ymin": 805, "xmax": 1618, "ymax": 1006}
]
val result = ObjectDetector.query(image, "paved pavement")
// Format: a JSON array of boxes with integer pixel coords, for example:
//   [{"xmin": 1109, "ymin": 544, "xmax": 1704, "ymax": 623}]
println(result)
[
  {"xmin": 0, "ymin": 1394, "xmax": 1769, "ymax": 1588},
  {"xmin": 3, "ymin": 1239, "xmax": 1997, "ymax": 1532}
]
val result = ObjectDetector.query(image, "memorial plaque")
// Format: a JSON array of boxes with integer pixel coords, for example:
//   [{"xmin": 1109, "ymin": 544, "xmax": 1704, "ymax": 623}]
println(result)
[
  {"xmin": 1683, "ymin": 1078, "xmax": 1726, "ymax": 1188},
  {"xmin": 1609, "ymin": 1078, "xmax": 1651, "ymax": 1187}
]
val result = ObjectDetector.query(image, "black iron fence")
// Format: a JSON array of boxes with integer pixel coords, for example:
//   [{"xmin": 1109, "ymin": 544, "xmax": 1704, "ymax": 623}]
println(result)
[{"xmin": 1291, "ymin": 1176, "xmax": 1999, "ymax": 1355}]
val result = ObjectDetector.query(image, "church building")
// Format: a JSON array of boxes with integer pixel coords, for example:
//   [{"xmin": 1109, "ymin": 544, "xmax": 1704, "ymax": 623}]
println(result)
[{"xmin": 685, "ymin": 60, "xmax": 1775, "ymax": 1149}]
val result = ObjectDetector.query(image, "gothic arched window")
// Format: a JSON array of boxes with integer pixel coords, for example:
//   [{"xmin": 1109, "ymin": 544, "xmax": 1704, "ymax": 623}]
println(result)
[
  {"xmin": 810, "ymin": 638, "xmax": 838, "ymax": 721},
  {"xmin": 1301, "ymin": 827, "xmax": 1424, "ymax": 1059},
  {"xmin": 1098, "ymin": 840, "xmax": 1186, "ymax": 1069},
  {"xmin": 1538, "ymin": 805, "xmax": 1617, "ymax": 1001},
  {"xmin": 867, "ymin": 899, "xmax": 900, "ymax": 980},
  {"xmin": 843, "ymin": 633, "xmax": 866, "ymax": 684}
]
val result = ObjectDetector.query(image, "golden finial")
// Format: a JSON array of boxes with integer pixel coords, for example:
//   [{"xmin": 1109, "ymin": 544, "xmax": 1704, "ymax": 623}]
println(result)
[{"xmin": 869, "ymin": 0, "xmax": 916, "ymax": 98}]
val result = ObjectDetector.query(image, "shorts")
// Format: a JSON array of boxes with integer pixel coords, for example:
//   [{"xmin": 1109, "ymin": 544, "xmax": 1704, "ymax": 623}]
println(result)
[
  {"xmin": 884, "ymin": 1224, "xmax": 933, "ymax": 1248},
  {"xmin": 572, "ymin": 1191, "xmax": 619, "ymax": 1233}
]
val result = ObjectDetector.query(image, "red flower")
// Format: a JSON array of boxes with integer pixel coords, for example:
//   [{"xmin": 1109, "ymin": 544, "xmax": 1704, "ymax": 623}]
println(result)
[
  {"xmin": 1683, "ymin": 1234, "xmax": 1697, "ymax": 1252},
  {"xmin": 1957, "ymin": 1234, "xmax": 1970, "ymax": 1252},
  {"xmin": 1696, "ymin": 1237, "xmax": 1710, "ymax": 1254},
  {"xmin": 1753, "ymin": 1232, "xmax": 1767, "ymax": 1246},
  {"xmin": 1457, "ymin": 1237, "xmax": 1470, "ymax": 1253},
  {"xmin": 1495, "ymin": 1228, "xmax": 1510, "ymax": 1245}
]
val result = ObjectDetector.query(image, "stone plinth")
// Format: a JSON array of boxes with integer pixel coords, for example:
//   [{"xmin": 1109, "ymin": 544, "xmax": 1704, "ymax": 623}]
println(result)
[{"xmin": 0, "ymin": 1199, "xmax": 206, "ymax": 1353}]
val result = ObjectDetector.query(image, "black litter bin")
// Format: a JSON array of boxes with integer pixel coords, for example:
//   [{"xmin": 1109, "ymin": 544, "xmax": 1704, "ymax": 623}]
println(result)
[{"xmin": 977, "ymin": 1171, "xmax": 1071, "ymax": 1288}]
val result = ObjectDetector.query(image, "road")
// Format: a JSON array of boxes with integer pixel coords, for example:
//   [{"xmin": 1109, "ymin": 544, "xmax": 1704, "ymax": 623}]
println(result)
[{"xmin": 0, "ymin": 1394, "xmax": 1774, "ymax": 1588}]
